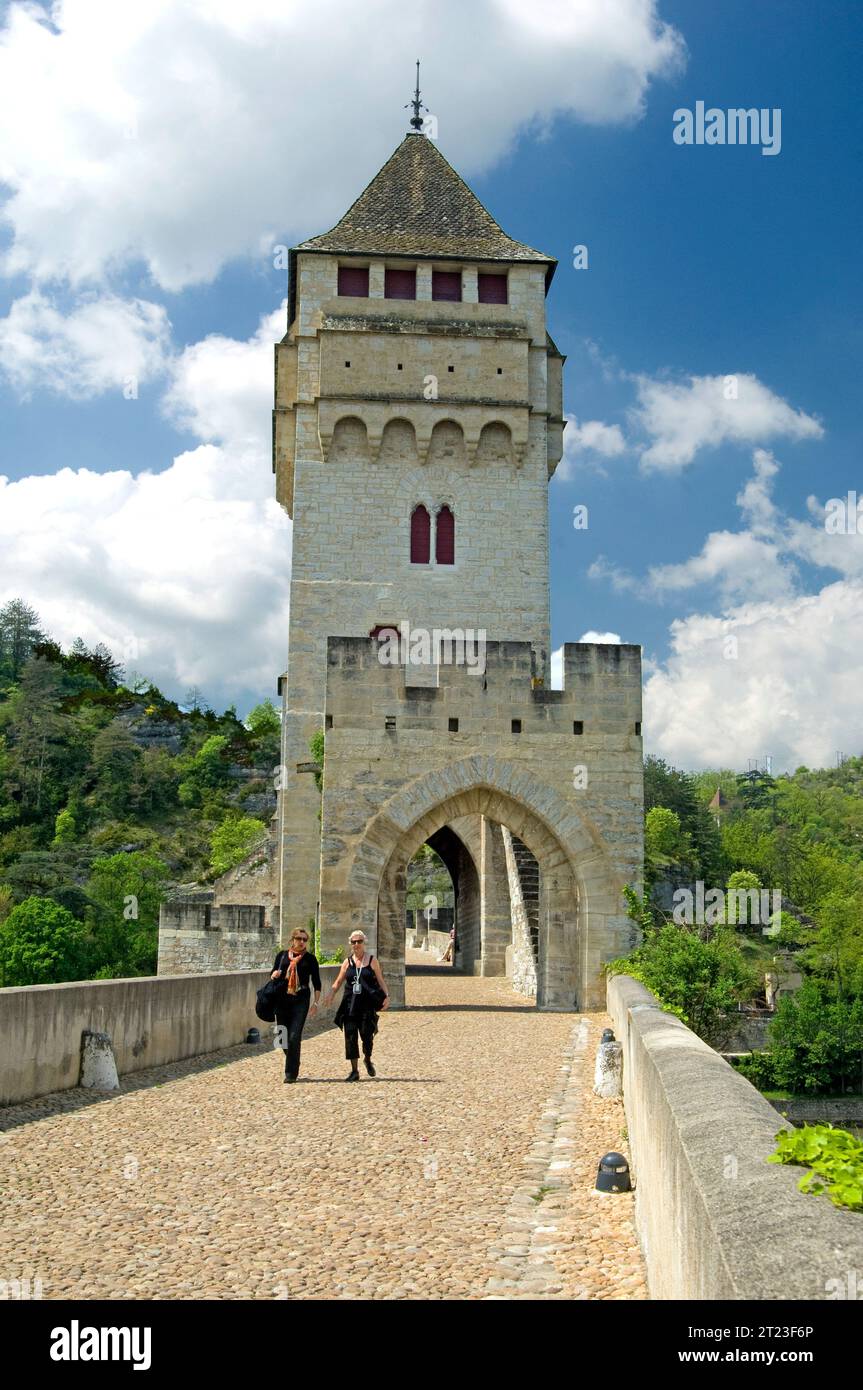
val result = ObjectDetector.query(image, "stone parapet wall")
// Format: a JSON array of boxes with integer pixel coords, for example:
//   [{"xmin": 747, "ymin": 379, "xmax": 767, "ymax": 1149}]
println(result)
[
  {"xmin": 608, "ymin": 974, "xmax": 863, "ymax": 1299},
  {"xmin": 0, "ymin": 967, "xmax": 340, "ymax": 1107}
]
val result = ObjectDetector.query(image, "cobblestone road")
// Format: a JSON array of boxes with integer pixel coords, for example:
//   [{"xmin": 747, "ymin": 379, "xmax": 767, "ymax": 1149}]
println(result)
[{"xmin": 0, "ymin": 958, "xmax": 646, "ymax": 1300}]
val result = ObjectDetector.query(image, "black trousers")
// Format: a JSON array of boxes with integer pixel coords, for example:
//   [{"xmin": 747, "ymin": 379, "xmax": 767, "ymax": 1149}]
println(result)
[
  {"xmin": 344, "ymin": 1009, "xmax": 377, "ymax": 1063},
  {"xmin": 274, "ymin": 989, "xmax": 310, "ymax": 1078}
]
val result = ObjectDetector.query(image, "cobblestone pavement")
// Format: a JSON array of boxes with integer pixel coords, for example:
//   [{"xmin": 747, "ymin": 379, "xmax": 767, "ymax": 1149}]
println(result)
[{"xmin": 0, "ymin": 957, "xmax": 646, "ymax": 1301}]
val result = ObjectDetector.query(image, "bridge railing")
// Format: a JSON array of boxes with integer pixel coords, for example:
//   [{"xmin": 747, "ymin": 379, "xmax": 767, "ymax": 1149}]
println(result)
[
  {"xmin": 608, "ymin": 973, "xmax": 863, "ymax": 1300},
  {"xmin": 0, "ymin": 967, "xmax": 341, "ymax": 1107}
]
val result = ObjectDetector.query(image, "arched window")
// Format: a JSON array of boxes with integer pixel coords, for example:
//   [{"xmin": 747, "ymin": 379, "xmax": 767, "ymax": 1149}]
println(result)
[
  {"xmin": 436, "ymin": 505, "xmax": 455, "ymax": 565},
  {"xmin": 410, "ymin": 504, "xmax": 431, "ymax": 564}
]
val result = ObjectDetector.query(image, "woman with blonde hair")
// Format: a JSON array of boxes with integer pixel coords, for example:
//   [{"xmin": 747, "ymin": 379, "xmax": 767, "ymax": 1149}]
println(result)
[
  {"xmin": 325, "ymin": 931, "xmax": 389, "ymax": 1081},
  {"xmin": 270, "ymin": 927, "xmax": 322, "ymax": 1083}
]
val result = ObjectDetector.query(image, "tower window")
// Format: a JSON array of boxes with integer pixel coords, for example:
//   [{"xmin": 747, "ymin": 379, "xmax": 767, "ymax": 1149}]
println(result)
[
  {"xmin": 397, "ymin": 363, "xmax": 403, "ymax": 370},
  {"xmin": 497, "ymin": 367, "xmax": 503, "ymax": 374},
  {"xmin": 385, "ymin": 715, "xmax": 396, "ymax": 732},
  {"xmin": 635, "ymin": 721, "xmax": 642, "ymax": 736},
  {"xmin": 435, "ymin": 505, "xmax": 455, "ymax": 566},
  {"xmin": 448, "ymin": 717, "xmax": 459, "ymax": 732},
  {"xmin": 447, "ymin": 365, "xmax": 454, "ymax": 373},
  {"xmin": 573, "ymin": 721, "xmax": 583, "ymax": 735},
  {"xmin": 325, "ymin": 714, "xmax": 333, "ymax": 730},
  {"xmin": 410, "ymin": 504, "xmax": 431, "ymax": 564},
  {"xmin": 478, "ymin": 272, "xmax": 508, "ymax": 304},
  {"xmin": 385, "ymin": 268, "xmax": 416, "ymax": 300},
  {"xmin": 338, "ymin": 266, "xmax": 369, "ymax": 297},
  {"xmin": 511, "ymin": 719, "xmax": 522, "ymax": 734},
  {"xmin": 344, "ymin": 361, "xmax": 351, "ymax": 368},
  {"xmin": 432, "ymin": 270, "xmax": 462, "ymax": 302}
]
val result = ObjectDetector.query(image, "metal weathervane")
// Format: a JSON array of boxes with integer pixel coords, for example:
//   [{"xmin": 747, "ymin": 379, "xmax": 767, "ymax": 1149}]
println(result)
[{"xmin": 406, "ymin": 59, "xmax": 428, "ymax": 131}]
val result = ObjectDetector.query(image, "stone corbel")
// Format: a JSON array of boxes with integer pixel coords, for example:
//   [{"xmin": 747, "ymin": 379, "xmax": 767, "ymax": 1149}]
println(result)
[{"xmin": 318, "ymin": 423, "xmax": 333, "ymax": 462}]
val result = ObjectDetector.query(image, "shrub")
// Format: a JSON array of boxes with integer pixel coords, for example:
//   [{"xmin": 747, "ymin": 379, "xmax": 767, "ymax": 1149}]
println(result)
[
  {"xmin": 763, "ymin": 980, "xmax": 863, "ymax": 1095},
  {"xmin": 607, "ymin": 890, "xmax": 758, "ymax": 1046},
  {"xmin": 209, "ymin": 816, "xmax": 266, "ymax": 878}
]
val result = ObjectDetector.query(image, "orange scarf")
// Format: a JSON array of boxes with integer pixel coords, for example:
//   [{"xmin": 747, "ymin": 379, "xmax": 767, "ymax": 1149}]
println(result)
[{"xmin": 285, "ymin": 948, "xmax": 306, "ymax": 994}]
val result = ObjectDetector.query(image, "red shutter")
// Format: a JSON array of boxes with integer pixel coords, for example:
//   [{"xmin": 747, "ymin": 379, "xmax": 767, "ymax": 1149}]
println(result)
[
  {"xmin": 478, "ymin": 273, "xmax": 508, "ymax": 304},
  {"xmin": 385, "ymin": 268, "xmax": 416, "ymax": 300},
  {"xmin": 436, "ymin": 506, "xmax": 455, "ymax": 565},
  {"xmin": 410, "ymin": 505, "xmax": 431, "ymax": 563},
  {"xmin": 432, "ymin": 270, "xmax": 462, "ymax": 302},
  {"xmin": 338, "ymin": 266, "xmax": 369, "ymax": 296}
]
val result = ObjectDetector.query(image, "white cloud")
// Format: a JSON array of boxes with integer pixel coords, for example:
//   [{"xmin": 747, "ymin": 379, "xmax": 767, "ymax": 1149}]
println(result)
[
  {"xmin": 646, "ymin": 531, "xmax": 795, "ymax": 603},
  {"xmin": 633, "ymin": 373, "xmax": 823, "ymax": 472},
  {"xmin": 579, "ymin": 630, "xmax": 621, "ymax": 643},
  {"xmin": 0, "ymin": 290, "xmax": 172, "ymax": 398},
  {"xmin": 628, "ymin": 449, "xmax": 863, "ymax": 769},
  {"xmin": 0, "ymin": 305, "xmax": 291, "ymax": 706},
  {"xmin": 163, "ymin": 306, "xmax": 283, "ymax": 450},
  {"xmin": 644, "ymin": 582, "xmax": 863, "ymax": 771},
  {"xmin": 559, "ymin": 414, "xmax": 626, "ymax": 478},
  {"xmin": 0, "ymin": 0, "xmax": 684, "ymax": 292}
]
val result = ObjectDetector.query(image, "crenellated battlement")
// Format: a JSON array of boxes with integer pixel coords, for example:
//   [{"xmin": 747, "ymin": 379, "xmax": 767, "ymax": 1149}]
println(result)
[{"xmin": 324, "ymin": 637, "xmax": 642, "ymax": 741}]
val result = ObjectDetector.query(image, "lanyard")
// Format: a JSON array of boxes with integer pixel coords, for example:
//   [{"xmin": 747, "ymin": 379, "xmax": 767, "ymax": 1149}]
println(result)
[{"xmin": 352, "ymin": 954, "xmax": 365, "ymax": 992}]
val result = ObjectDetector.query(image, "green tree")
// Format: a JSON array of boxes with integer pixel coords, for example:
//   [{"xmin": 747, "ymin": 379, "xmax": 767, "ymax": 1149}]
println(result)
[
  {"xmin": 53, "ymin": 807, "xmax": 77, "ymax": 846},
  {"xmin": 91, "ymin": 723, "xmax": 141, "ymax": 819},
  {"xmin": 84, "ymin": 850, "xmax": 169, "ymax": 978},
  {"xmin": 2, "ymin": 657, "xmax": 69, "ymax": 816},
  {"xmin": 0, "ymin": 599, "xmax": 45, "ymax": 683},
  {"xmin": 725, "ymin": 869, "xmax": 761, "ymax": 925},
  {"xmin": 0, "ymin": 896, "xmax": 87, "ymax": 985},
  {"xmin": 209, "ymin": 816, "xmax": 266, "ymax": 878},
  {"xmin": 606, "ymin": 918, "xmax": 758, "ymax": 1045},
  {"xmin": 178, "ymin": 735, "xmax": 232, "ymax": 806},
  {"xmin": 645, "ymin": 806, "xmax": 691, "ymax": 866},
  {"xmin": 247, "ymin": 700, "xmax": 281, "ymax": 739},
  {"xmin": 764, "ymin": 980, "xmax": 863, "ymax": 1095}
]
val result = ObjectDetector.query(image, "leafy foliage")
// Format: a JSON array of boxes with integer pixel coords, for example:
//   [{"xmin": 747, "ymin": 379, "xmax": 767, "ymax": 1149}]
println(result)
[
  {"xmin": 606, "ymin": 910, "xmax": 758, "ymax": 1046},
  {"xmin": 0, "ymin": 602, "xmax": 278, "ymax": 983},
  {"xmin": 768, "ymin": 1124, "xmax": 863, "ymax": 1212},
  {"xmin": 209, "ymin": 816, "xmax": 267, "ymax": 879},
  {"xmin": 0, "ymin": 896, "xmax": 87, "ymax": 986}
]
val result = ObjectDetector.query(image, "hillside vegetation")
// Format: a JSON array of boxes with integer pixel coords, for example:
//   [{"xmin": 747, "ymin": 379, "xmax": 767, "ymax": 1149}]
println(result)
[{"xmin": 0, "ymin": 599, "xmax": 280, "ymax": 983}]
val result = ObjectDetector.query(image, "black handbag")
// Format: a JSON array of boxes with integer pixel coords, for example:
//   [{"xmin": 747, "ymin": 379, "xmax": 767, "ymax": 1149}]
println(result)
[{"xmin": 256, "ymin": 956, "xmax": 287, "ymax": 1021}]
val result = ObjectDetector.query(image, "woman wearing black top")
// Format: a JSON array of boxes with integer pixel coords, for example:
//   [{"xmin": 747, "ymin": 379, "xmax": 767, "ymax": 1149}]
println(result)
[
  {"xmin": 325, "ymin": 930, "xmax": 389, "ymax": 1081},
  {"xmin": 270, "ymin": 928, "xmax": 322, "ymax": 1083}
]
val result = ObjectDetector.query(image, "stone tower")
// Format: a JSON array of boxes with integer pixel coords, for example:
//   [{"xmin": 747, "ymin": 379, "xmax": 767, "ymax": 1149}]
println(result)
[{"xmin": 271, "ymin": 128, "xmax": 643, "ymax": 1009}]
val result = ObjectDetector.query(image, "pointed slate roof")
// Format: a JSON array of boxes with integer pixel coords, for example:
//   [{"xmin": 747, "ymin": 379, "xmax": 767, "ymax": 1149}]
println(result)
[{"xmin": 295, "ymin": 133, "xmax": 555, "ymax": 274}]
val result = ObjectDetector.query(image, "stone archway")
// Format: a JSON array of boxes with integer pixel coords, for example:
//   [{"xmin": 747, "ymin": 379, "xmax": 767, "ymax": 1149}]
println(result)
[{"xmin": 318, "ymin": 757, "xmax": 624, "ymax": 1012}]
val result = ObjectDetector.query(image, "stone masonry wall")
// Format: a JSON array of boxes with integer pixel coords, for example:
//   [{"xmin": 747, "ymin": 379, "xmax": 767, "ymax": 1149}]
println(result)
[
  {"xmin": 319, "ymin": 638, "xmax": 643, "ymax": 1009},
  {"xmin": 502, "ymin": 825, "xmax": 537, "ymax": 997}
]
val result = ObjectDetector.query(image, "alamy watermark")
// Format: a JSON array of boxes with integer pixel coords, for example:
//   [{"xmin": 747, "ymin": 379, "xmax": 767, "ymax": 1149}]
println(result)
[
  {"xmin": 673, "ymin": 882, "xmax": 781, "ymax": 929},
  {"xmin": 673, "ymin": 102, "xmax": 781, "ymax": 156},
  {"xmin": 375, "ymin": 622, "xmax": 486, "ymax": 675},
  {"xmin": 824, "ymin": 492, "xmax": 863, "ymax": 534}
]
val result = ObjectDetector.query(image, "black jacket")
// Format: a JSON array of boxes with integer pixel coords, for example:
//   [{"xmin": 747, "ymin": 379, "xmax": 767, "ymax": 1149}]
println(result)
[{"xmin": 272, "ymin": 950, "xmax": 322, "ymax": 992}]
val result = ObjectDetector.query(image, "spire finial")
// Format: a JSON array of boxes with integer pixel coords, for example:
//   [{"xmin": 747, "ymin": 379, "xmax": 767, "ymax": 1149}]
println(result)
[{"xmin": 405, "ymin": 59, "xmax": 427, "ymax": 132}]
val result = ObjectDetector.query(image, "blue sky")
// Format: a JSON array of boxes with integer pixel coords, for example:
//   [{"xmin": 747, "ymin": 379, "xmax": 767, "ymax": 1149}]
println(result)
[{"xmin": 0, "ymin": 0, "xmax": 861, "ymax": 769}]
